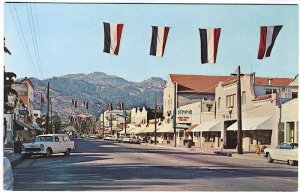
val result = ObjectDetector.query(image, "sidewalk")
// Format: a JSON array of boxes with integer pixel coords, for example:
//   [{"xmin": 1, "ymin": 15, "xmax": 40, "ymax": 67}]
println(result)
[
  {"xmin": 143, "ymin": 143, "xmax": 266, "ymax": 161},
  {"xmin": 4, "ymin": 147, "xmax": 24, "ymax": 167}
]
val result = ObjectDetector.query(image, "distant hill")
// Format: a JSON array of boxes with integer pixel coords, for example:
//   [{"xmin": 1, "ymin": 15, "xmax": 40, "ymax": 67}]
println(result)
[{"xmin": 28, "ymin": 72, "xmax": 166, "ymax": 122}]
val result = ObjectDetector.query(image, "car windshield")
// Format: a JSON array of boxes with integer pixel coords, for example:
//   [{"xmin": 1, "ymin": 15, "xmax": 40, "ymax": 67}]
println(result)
[
  {"xmin": 35, "ymin": 136, "xmax": 53, "ymax": 142},
  {"xmin": 291, "ymin": 143, "xmax": 298, "ymax": 149}
]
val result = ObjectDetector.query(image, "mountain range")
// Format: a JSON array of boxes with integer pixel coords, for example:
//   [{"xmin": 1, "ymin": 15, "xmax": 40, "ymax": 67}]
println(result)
[{"xmin": 28, "ymin": 72, "xmax": 166, "ymax": 123}]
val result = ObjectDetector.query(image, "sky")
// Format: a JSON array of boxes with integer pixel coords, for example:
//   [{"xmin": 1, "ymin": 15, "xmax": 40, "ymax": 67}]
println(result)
[{"xmin": 3, "ymin": 2, "xmax": 299, "ymax": 82}]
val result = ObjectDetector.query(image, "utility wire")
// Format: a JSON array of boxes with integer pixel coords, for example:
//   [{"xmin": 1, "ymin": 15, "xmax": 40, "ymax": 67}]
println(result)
[
  {"xmin": 12, "ymin": 4, "xmax": 38, "ymax": 75},
  {"xmin": 27, "ymin": 3, "xmax": 44, "ymax": 79},
  {"xmin": 9, "ymin": 4, "xmax": 37, "ymax": 74}
]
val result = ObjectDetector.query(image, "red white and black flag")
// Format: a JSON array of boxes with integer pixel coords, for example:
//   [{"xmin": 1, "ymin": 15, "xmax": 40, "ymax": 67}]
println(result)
[
  {"xmin": 103, "ymin": 22, "xmax": 124, "ymax": 55},
  {"xmin": 257, "ymin": 25, "xmax": 283, "ymax": 59},
  {"xmin": 199, "ymin": 28, "xmax": 221, "ymax": 64},
  {"xmin": 107, "ymin": 102, "xmax": 113, "ymax": 111},
  {"xmin": 150, "ymin": 26, "xmax": 170, "ymax": 57},
  {"xmin": 72, "ymin": 100, "xmax": 78, "ymax": 108},
  {"xmin": 118, "ymin": 102, "xmax": 124, "ymax": 110}
]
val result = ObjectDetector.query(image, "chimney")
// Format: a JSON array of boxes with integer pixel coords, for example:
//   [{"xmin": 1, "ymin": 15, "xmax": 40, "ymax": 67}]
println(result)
[{"xmin": 268, "ymin": 78, "xmax": 273, "ymax": 85}]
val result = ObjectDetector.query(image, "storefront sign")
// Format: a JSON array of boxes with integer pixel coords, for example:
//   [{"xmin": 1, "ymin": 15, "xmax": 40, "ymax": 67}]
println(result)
[{"xmin": 177, "ymin": 109, "xmax": 192, "ymax": 123}]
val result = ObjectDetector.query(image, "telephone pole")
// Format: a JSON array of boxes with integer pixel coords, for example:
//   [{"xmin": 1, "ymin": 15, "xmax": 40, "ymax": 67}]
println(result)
[
  {"xmin": 173, "ymin": 82, "xmax": 177, "ymax": 147},
  {"xmin": 40, "ymin": 92, "xmax": 43, "ymax": 113},
  {"xmin": 232, "ymin": 66, "xmax": 243, "ymax": 154},
  {"xmin": 50, "ymin": 97, "xmax": 53, "ymax": 134},
  {"xmin": 46, "ymin": 82, "xmax": 50, "ymax": 134},
  {"xmin": 154, "ymin": 92, "xmax": 157, "ymax": 145}
]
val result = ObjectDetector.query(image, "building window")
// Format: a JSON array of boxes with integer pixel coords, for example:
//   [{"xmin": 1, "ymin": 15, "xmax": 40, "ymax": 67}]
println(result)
[
  {"xmin": 242, "ymin": 91, "xmax": 246, "ymax": 105},
  {"xmin": 218, "ymin": 97, "xmax": 221, "ymax": 109},
  {"xmin": 266, "ymin": 88, "xmax": 272, "ymax": 95},
  {"xmin": 266, "ymin": 88, "xmax": 279, "ymax": 95},
  {"xmin": 232, "ymin": 94, "xmax": 236, "ymax": 107},
  {"xmin": 226, "ymin": 95, "xmax": 230, "ymax": 108},
  {"xmin": 292, "ymin": 92, "xmax": 298, "ymax": 98}
]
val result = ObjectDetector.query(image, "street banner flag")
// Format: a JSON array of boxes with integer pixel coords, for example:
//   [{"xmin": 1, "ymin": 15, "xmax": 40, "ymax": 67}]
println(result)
[
  {"xmin": 72, "ymin": 100, "xmax": 78, "ymax": 108},
  {"xmin": 118, "ymin": 102, "xmax": 124, "ymax": 110},
  {"xmin": 199, "ymin": 28, "xmax": 221, "ymax": 64},
  {"xmin": 150, "ymin": 26, "xmax": 170, "ymax": 57},
  {"xmin": 107, "ymin": 103, "xmax": 113, "ymax": 111},
  {"xmin": 257, "ymin": 25, "xmax": 283, "ymax": 59},
  {"xmin": 103, "ymin": 22, "xmax": 124, "ymax": 55}
]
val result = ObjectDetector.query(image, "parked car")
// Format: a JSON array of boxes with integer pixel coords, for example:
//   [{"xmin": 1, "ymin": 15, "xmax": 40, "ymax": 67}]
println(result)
[
  {"xmin": 264, "ymin": 142, "xmax": 298, "ymax": 166},
  {"xmin": 123, "ymin": 137, "xmax": 140, "ymax": 144},
  {"xmin": 89, "ymin": 135, "xmax": 99, "ymax": 139},
  {"xmin": 21, "ymin": 134, "xmax": 75, "ymax": 158},
  {"xmin": 117, "ymin": 136, "xmax": 124, "ymax": 143},
  {"xmin": 104, "ymin": 135, "xmax": 113, "ymax": 141},
  {"xmin": 111, "ymin": 136, "xmax": 118, "ymax": 142},
  {"xmin": 3, "ymin": 157, "xmax": 14, "ymax": 190}
]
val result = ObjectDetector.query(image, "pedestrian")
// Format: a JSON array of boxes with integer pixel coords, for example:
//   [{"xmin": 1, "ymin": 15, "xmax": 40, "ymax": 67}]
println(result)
[{"xmin": 255, "ymin": 144, "xmax": 261, "ymax": 156}]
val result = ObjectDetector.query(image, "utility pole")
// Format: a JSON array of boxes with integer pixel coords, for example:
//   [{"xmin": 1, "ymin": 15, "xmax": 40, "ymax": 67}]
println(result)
[
  {"xmin": 154, "ymin": 92, "xmax": 157, "ymax": 145},
  {"xmin": 50, "ymin": 97, "xmax": 53, "ymax": 134},
  {"xmin": 173, "ymin": 82, "xmax": 177, "ymax": 147},
  {"xmin": 46, "ymin": 82, "xmax": 50, "ymax": 134},
  {"xmin": 124, "ymin": 104, "xmax": 127, "ymax": 136},
  {"xmin": 102, "ymin": 111, "xmax": 105, "ymax": 137},
  {"xmin": 40, "ymin": 92, "xmax": 43, "ymax": 113},
  {"xmin": 110, "ymin": 112, "xmax": 113, "ymax": 135},
  {"xmin": 232, "ymin": 66, "xmax": 243, "ymax": 154}
]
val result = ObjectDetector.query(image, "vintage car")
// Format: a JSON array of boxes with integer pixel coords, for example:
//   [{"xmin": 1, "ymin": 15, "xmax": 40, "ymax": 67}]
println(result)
[
  {"xmin": 104, "ymin": 135, "xmax": 113, "ymax": 141},
  {"xmin": 264, "ymin": 142, "xmax": 298, "ymax": 166},
  {"xmin": 123, "ymin": 136, "xmax": 140, "ymax": 144},
  {"xmin": 21, "ymin": 134, "xmax": 75, "ymax": 158}
]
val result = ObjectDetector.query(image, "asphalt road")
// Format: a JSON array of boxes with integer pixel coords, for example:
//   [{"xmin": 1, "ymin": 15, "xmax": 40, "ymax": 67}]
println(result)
[{"xmin": 13, "ymin": 138, "xmax": 298, "ymax": 191}]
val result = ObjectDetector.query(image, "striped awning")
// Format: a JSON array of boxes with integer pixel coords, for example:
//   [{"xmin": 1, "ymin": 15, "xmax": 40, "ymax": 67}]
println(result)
[
  {"xmin": 227, "ymin": 116, "xmax": 271, "ymax": 131},
  {"xmin": 192, "ymin": 121, "xmax": 221, "ymax": 132}
]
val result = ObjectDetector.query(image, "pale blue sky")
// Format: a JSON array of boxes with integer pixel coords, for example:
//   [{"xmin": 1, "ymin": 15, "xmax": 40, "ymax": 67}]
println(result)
[{"xmin": 4, "ymin": 3, "xmax": 299, "ymax": 81}]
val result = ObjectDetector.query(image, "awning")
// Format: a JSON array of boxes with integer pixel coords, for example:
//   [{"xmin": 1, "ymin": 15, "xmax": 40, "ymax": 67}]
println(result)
[
  {"xmin": 227, "ymin": 116, "xmax": 272, "ymax": 131},
  {"xmin": 14, "ymin": 120, "xmax": 35, "ymax": 130},
  {"xmin": 140, "ymin": 124, "xmax": 160, "ymax": 133},
  {"xmin": 192, "ymin": 121, "xmax": 221, "ymax": 132},
  {"xmin": 119, "ymin": 127, "xmax": 134, "ymax": 134},
  {"xmin": 132, "ymin": 126, "xmax": 146, "ymax": 134},
  {"xmin": 186, "ymin": 124, "xmax": 199, "ymax": 132},
  {"xmin": 157, "ymin": 124, "xmax": 174, "ymax": 133},
  {"xmin": 176, "ymin": 124, "xmax": 190, "ymax": 129}
]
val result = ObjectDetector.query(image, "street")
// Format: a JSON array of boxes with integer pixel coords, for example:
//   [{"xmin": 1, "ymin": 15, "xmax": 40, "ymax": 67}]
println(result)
[{"xmin": 13, "ymin": 138, "xmax": 298, "ymax": 191}]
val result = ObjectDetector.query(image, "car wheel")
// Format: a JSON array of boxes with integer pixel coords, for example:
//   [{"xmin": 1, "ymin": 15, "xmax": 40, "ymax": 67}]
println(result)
[
  {"xmin": 64, "ymin": 148, "xmax": 71, "ymax": 156},
  {"xmin": 267, "ymin": 153, "xmax": 273, "ymax": 163},
  {"xmin": 45, "ymin": 148, "xmax": 52, "ymax": 157},
  {"xmin": 288, "ymin": 160, "xmax": 296, "ymax": 166}
]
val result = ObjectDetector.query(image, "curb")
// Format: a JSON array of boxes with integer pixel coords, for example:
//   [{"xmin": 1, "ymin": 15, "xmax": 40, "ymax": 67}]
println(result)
[
  {"xmin": 11, "ymin": 156, "xmax": 25, "ymax": 168},
  {"xmin": 214, "ymin": 151, "xmax": 232, "ymax": 157}
]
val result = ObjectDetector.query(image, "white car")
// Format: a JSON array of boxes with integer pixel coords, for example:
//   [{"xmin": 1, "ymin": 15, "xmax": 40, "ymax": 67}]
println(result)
[
  {"xmin": 123, "ymin": 137, "xmax": 140, "ymax": 144},
  {"xmin": 3, "ymin": 157, "xmax": 14, "ymax": 190},
  {"xmin": 264, "ymin": 142, "xmax": 298, "ymax": 166},
  {"xmin": 104, "ymin": 135, "xmax": 113, "ymax": 141},
  {"xmin": 21, "ymin": 134, "xmax": 75, "ymax": 158}
]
